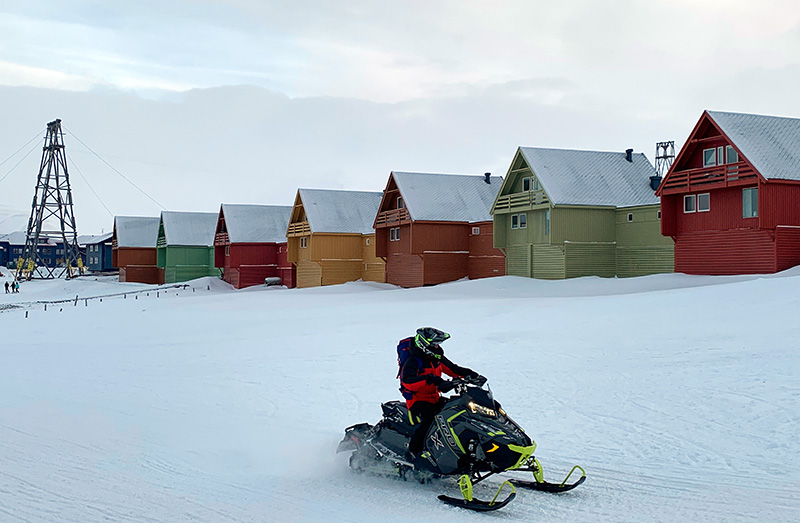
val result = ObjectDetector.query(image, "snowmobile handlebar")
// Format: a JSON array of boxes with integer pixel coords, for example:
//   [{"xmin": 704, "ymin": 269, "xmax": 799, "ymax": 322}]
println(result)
[{"xmin": 450, "ymin": 375, "xmax": 488, "ymax": 392}]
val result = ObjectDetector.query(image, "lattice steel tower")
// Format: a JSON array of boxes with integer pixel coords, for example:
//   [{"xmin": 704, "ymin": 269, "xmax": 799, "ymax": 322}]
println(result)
[
  {"xmin": 655, "ymin": 141, "xmax": 676, "ymax": 178},
  {"xmin": 17, "ymin": 119, "xmax": 82, "ymax": 279}
]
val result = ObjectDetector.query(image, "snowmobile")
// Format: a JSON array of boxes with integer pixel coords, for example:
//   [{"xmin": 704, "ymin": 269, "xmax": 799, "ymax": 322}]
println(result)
[{"xmin": 337, "ymin": 376, "xmax": 585, "ymax": 512}]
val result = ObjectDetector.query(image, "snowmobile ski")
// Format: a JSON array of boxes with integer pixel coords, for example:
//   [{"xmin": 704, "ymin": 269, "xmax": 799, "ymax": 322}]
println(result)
[
  {"xmin": 510, "ymin": 464, "xmax": 586, "ymax": 492},
  {"xmin": 438, "ymin": 475, "xmax": 516, "ymax": 512}
]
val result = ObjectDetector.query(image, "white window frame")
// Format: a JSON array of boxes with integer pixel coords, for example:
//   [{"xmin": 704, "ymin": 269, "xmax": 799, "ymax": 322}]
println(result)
[
  {"xmin": 703, "ymin": 148, "xmax": 717, "ymax": 167},
  {"xmin": 743, "ymin": 187, "xmax": 758, "ymax": 218},
  {"xmin": 519, "ymin": 213, "xmax": 527, "ymax": 229},
  {"xmin": 726, "ymin": 145, "xmax": 738, "ymax": 164},
  {"xmin": 365, "ymin": 237, "xmax": 370, "ymax": 245},
  {"xmin": 472, "ymin": 226, "xmax": 480, "ymax": 235},
  {"xmin": 697, "ymin": 193, "xmax": 710, "ymax": 212},
  {"xmin": 522, "ymin": 177, "xmax": 531, "ymax": 192},
  {"xmin": 627, "ymin": 213, "xmax": 634, "ymax": 222},
  {"xmin": 511, "ymin": 215, "xmax": 519, "ymax": 229},
  {"xmin": 397, "ymin": 197, "xmax": 404, "ymax": 209},
  {"xmin": 545, "ymin": 210, "xmax": 550, "ymax": 236},
  {"xmin": 389, "ymin": 227, "xmax": 400, "ymax": 241},
  {"xmin": 225, "ymin": 245, "xmax": 230, "ymax": 256},
  {"xmin": 684, "ymin": 194, "xmax": 696, "ymax": 213},
  {"xmin": 657, "ymin": 210, "xmax": 662, "ymax": 220},
  {"xmin": 300, "ymin": 237, "xmax": 308, "ymax": 248}
]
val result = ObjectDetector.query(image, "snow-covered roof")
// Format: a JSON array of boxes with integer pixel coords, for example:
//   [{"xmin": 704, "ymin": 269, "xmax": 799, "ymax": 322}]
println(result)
[
  {"xmin": 114, "ymin": 216, "xmax": 160, "ymax": 248},
  {"xmin": 220, "ymin": 204, "xmax": 291, "ymax": 243},
  {"xmin": 391, "ymin": 171, "xmax": 502, "ymax": 222},
  {"xmin": 79, "ymin": 233, "xmax": 113, "ymax": 246},
  {"xmin": 518, "ymin": 147, "xmax": 659, "ymax": 207},
  {"xmin": 707, "ymin": 110, "xmax": 800, "ymax": 181},
  {"xmin": 298, "ymin": 189, "xmax": 382, "ymax": 234},
  {"xmin": 159, "ymin": 211, "xmax": 218, "ymax": 246}
]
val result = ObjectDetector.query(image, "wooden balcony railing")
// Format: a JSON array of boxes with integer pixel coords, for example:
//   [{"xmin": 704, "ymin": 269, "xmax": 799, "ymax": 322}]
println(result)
[
  {"xmin": 493, "ymin": 191, "xmax": 550, "ymax": 212},
  {"xmin": 287, "ymin": 221, "xmax": 311, "ymax": 237},
  {"xmin": 660, "ymin": 161, "xmax": 757, "ymax": 194},
  {"xmin": 214, "ymin": 232, "xmax": 229, "ymax": 246},
  {"xmin": 374, "ymin": 208, "xmax": 411, "ymax": 227}
]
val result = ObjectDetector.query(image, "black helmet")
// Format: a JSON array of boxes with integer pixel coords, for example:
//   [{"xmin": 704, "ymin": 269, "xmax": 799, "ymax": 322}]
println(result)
[{"xmin": 414, "ymin": 327, "xmax": 450, "ymax": 359}]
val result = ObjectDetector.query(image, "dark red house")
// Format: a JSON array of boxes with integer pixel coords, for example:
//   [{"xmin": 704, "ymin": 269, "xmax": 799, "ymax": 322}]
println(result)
[
  {"xmin": 657, "ymin": 110, "xmax": 800, "ymax": 274},
  {"xmin": 214, "ymin": 204, "xmax": 295, "ymax": 289},
  {"xmin": 374, "ymin": 171, "xmax": 505, "ymax": 287}
]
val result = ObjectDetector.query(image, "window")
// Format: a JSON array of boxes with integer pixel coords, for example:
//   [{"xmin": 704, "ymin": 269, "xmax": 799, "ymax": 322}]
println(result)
[
  {"xmin": 533, "ymin": 178, "xmax": 541, "ymax": 191},
  {"xmin": 522, "ymin": 177, "xmax": 531, "ymax": 192},
  {"xmin": 365, "ymin": 238, "xmax": 370, "ymax": 245},
  {"xmin": 300, "ymin": 237, "xmax": 308, "ymax": 248},
  {"xmin": 57, "ymin": 249, "xmax": 63, "ymax": 255},
  {"xmin": 42, "ymin": 248, "xmax": 52, "ymax": 255},
  {"xmin": 225, "ymin": 245, "xmax": 230, "ymax": 256},
  {"xmin": 684, "ymin": 194, "xmax": 696, "ymax": 213},
  {"xmin": 726, "ymin": 145, "xmax": 738, "ymax": 164},
  {"xmin": 518, "ymin": 213, "xmax": 527, "ymax": 228},
  {"xmin": 627, "ymin": 213, "xmax": 634, "ymax": 222},
  {"xmin": 545, "ymin": 210, "xmax": 550, "ymax": 236},
  {"xmin": 743, "ymin": 187, "xmax": 758, "ymax": 218},
  {"xmin": 657, "ymin": 210, "xmax": 662, "ymax": 220},
  {"xmin": 717, "ymin": 146, "xmax": 724, "ymax": 165},
  {"xmin": 511, "ymin": 215, "xmax": 519, "ymax": 229},
  {"xmin": 703, "ymin": 148, "xmax": 717, "ymax": 167},
  {"xmin": 698, "ymin": 193, "xmax": 710, "ymax": 212},
  {"xmin": 389, "ymin": 227, "xmax": 400, "ymax": 241},
  {"xmin": 472, "ymin": 226, "xmax": 480, "ymax": 235},
  {"xmin": 397, "ymin": 197, "xmax": 404, "ymax": 209},
  {"xmin": 13, "ymin": 248, "xmax": 21, "ymax": 254}
]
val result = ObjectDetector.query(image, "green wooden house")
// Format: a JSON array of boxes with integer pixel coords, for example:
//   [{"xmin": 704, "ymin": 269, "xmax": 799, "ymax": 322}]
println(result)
[
  {"xmin": 491, "ymin": 147, "xmax": 673, "ymax": 279},
  {"xmin": 156, "ymin": 211, "xmax": 220, "ymax": 284}
]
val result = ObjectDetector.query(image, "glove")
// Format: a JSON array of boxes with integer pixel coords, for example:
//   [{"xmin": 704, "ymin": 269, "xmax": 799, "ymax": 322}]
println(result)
[
  {"xmin": 424, "ymin": 375, "xmax": 444, "ymax": 386},
  {"xmin": 437, "ymin": 380, "xmax": 455, "ymax": 393}
]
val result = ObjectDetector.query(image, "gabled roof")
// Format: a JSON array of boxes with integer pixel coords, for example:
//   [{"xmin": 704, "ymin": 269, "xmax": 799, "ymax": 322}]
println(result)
[
  {"xmin": 114, "ymin": 216, "xmax": 160, "ymax": 248},
  {"xmin": 707, "ymin": 110, "xmax": 800, "ymax": 181},
  {"xmin": 80, "ymin": 233, "xmax": 113, "ymax": 245},
  {"xmin": 297, "ymin": 189, "xmax": 382, "ymax": 234},
  {"xmin": 518, "ymin": 147, "xmax": 659, "ymax": 207},
  {"xmin": 159, "ymin": 211, "xmax": 217, "ymax": 246},
  {"xmin": 390, "ymin": 171, "xmax": 502, "ymax": 222},
  {"xmin": 220, "ymin": 204, "xmax": 291, "ymax": 243}
]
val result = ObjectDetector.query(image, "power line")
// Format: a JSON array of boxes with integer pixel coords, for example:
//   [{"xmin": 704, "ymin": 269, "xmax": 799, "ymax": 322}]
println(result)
[
  {"xmin": 0, "ymin": 137, "xmax": 41, "ymax": 185},
  {"xmin": 64, "ymin": 126, "xmax": 165, "ymax": 209},
  {"xmin": 68, "ymin": 155, "xmax": 115, "ymax": 218},
  {"xmin": 0, "ymin": 129, "xmax": 44, "ymax": 168}
]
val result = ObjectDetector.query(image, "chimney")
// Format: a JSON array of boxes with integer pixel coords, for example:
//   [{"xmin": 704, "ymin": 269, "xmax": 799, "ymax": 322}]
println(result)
[
  {"xmin": 649, "ymin": 175, "xmax": 662, "ymax": 191},
  {"xmin": 625, "ymin": 148, "xmax": 633, "ymax": 162},
  {"xmin": 484, "ymin": 172, "xmax": 491, "ymax": 184}
]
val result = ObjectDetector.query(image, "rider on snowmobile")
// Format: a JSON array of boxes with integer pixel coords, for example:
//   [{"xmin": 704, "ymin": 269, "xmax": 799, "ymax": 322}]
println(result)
[{"xmin": 401, "ymin": 327, "xmax": 482, "ymax": 465}]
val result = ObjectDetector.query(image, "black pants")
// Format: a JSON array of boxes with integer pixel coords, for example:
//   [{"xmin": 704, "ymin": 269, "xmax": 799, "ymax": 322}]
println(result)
[{"xmin": 407, "ymin": 399, "xmax": 444, "ymax": 454}]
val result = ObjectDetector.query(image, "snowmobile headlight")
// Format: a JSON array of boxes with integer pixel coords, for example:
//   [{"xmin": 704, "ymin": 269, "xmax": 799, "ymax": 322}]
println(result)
[{"xmin": 468, "ymin": 401, "xmax": 497, "ymax": 417}]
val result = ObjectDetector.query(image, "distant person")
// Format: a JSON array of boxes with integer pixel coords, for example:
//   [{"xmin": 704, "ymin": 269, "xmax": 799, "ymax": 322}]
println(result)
[
  {"xmin": 4, "ymin": 281, "xmax": 8, "ymax": 293},
  {"xmin": 13, "ymin": 281, "xmax": 19, "ymax": 293}
]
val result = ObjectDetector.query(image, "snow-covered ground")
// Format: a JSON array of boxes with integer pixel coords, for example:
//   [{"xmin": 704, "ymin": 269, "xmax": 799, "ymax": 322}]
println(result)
[{"xmin": 1, "ymin": 270, "xmax": 798, "ymax": 522}]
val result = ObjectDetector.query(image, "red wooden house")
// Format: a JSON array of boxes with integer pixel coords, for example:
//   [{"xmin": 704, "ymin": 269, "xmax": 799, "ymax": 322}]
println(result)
[
  {"xmin": 214, "ymin": 204, "xmax": 295, "ymax": 289},
  {"xmin": 657, "ymin": 110, "xmax": 800, "ymax": 274},
  {"xmin": 112, "ymin": 216, "xmax": 161, "ymax": 283},
  {"xmin": 374, "ymin": 171, "xmax": 505, "ymax": 287}
]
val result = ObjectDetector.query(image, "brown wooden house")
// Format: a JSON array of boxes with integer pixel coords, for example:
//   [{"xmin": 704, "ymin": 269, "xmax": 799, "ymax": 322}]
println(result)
[
  {"xmin": 112, "ymin": 216, "xmax": 161, "ymax": 283},
  {"xmin": 657, "ymin": 110, "xmax": 800, "ymax": 274},
  {"xmin": 214, "ymin": 204, "xmax": 294, "ymax": 289},
  {"xmin": 374, "ymin": 171, "xmax": 505, "ymax": 287},
  {"xmin": 287, "ymin": 189, "xmax": 385, "ymax": 288}
]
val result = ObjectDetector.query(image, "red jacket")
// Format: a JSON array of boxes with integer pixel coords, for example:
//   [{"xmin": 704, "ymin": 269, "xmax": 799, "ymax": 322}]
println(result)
[{"xmin": 401, "ymin": 354, "xmax": 470, "ymax": 408}]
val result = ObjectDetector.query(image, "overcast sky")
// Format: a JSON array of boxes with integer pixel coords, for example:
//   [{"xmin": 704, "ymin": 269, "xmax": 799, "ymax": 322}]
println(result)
[{"xmin": 2, "ymin": 0, "xmax": 800, "ymax": 233}]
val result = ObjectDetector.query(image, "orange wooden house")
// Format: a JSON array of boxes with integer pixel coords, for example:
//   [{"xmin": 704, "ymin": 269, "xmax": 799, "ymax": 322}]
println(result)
[
  {"xmin": 374, "ymin": 171, "xmax": 505, "ymax": 287},
  {"xmin": 287, "ymin": 189, "xmax": 385, "ymax": 288},
  {"xmin": 112, "ymin": 216, "xmax": 161, "ymax": 284}
]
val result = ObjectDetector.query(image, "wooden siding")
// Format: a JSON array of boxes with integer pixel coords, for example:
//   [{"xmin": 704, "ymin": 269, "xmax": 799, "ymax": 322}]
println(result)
[
  {"xmin": 671, "ymin": 185, "xmax": 760, "ymax": 234},
  {"xmin": 296, "ymin": 260, "xmax": 322, "ymax": 288},
  {"xmin": 320, "ymin": 260, "xmax": 363, "ymax": 286},
  {"xmin": 386, "ymin": 253, "xmax": 424, "ymax": 287},
  {"xmin": 114, "ymin": 247, "xmax": 157, "ymax": 269},
  {"xmin": 615, "ymin": 206, "xmax": 672, "ymax": 247},
  {"xmin": 532, "ymin": 245, "xmax": 565, "ymax": 279},
  {"xmin": 616, "ymin": 246, "xmax": 675, "ymax": 277},
  {"xmin": 158, "ymin": 246, "xmax": 217, "ymax": 283},
  {"xmin": 164, "ymin": 265, "xmax": 219, "ymax": 284},
  {"xmin": 411, "ymin": 223, "xmax": 469, "ymax": 255},
  {"xmin": 468, "ymin": 221, "xmax": 505, "ymax": 279},
  {"xmin": 361, "ymin": 234, "xmax": 386, "ymax": 282},
  {"xmin": 674, "ymin": 229, "xmax": 776, "ymax": 274},
  {"xmin": 422, "ymin": 252, "xmax": 469, "ymax": 285},
  {"xmin": 505, "ymin": 245, "xmax": 531, "ymax": 277},
  {"xmin": 564, "ymin": 242, "xmax": 616, "ymax": 278},
  {"xmin": 776, "ymin": 226, "xmax": 800, "ymax": 271},
  {"xmin": 761, "ymin": 182, "xmax": 800, "ymax": 230},
  {"xmin": 119, "ymin": 265, "xmax": 160, "ymax": 284},
  {"xmin": 551, "ymin": 207, "xmax": 615, "ymax": 244}
]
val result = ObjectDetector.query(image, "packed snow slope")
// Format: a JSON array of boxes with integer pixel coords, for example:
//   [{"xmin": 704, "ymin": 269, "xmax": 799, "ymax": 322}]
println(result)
[{"xmin": 1, "ymin": 271, "xmax": 798, "ymax": 522}]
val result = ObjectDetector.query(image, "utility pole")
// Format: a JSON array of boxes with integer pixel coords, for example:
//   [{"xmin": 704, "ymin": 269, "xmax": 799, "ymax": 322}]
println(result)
[
  {"xmin": 655, "ymin": 141, "xmax": 676, "ymax": 178},
  {"xmin": 17, "ymin": 119, "xmax": 82, "ymax": 280}
]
